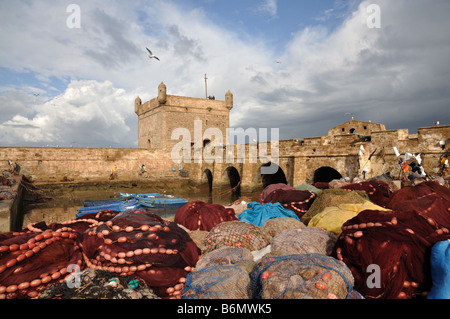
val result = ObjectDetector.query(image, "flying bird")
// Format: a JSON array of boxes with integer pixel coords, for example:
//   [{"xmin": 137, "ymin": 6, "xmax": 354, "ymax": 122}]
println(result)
[{"xmin": 146, "ymin": 47, "xmax": 160, "ymax": 61}]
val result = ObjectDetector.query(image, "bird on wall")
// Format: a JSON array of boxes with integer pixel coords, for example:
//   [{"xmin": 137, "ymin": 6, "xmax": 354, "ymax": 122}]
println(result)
[{"xmin": 146, "ymin": 47, "xmax": 160, "ymax": 61}]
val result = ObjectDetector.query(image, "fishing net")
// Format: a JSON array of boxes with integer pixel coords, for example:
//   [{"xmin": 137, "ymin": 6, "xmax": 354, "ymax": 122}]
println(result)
[
  {"xmin": 301, "ymin": 189, "xmax": 369, "ymax": 225},
  {"xmin": 249, "ymin": 254, "xmax": 356, "ymax": 299},
  {"xmin": 335, "ymin": 199, "xmax": 450, "ymax": 299},
  {"xmin": 195, "ymin": 246, "xmax": 254, "ymax": 271},
  {"xmin": 261, "ymin": 217, "xmax": 306, "ymax": 239},
  {"xmin": 182, "ymin": 263, "xmax": 254, "ymax": 299},
  {"xmin": 262, "ymin": 189, "xmax": 316, "ymax": 219},
  {"xmin": 79, "ymin": 210, "xmax": 200, "ymax": 298},
  {"xmin": 203, "ymin": 221, "xmax": 271, "ymax": 255},
  {"xmin": 307, "ymin": 202, "xmax": 391, "ymax": 236},
  {"xmin": 340, "ymin": 180, "xmax": 392, "ymax": 207},
  {"xmin": 174, "ymin": 201, "xmax": 238, "ymax": 232},
  {"xmin": 259, "ymin": 183, "xmax": 295, "ymax": 202},
  {"xmin": 38, "ymin": 268, "xmax": 160, "ymax": 299},
  {"xmin": 270, "ymin": 227, "xmax": 337, "ymax": 256},
  {"xmin": 0, "ymin": 218, "xmax": 97, "ymax": 299}
]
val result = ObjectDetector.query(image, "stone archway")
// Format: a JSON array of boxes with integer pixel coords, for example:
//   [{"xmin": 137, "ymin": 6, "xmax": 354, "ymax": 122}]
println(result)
[
  {"xmin": 313, "ymin": 166, "xmax": 342, "ymax": 183},
  {"xmin": 259, "ymin": 162, "xmax": 288, "ymax": 189},
  {"xmin": 224, "ymin": 166, "xmax": 241, "ymax": 200},
  {"xmin": 201, "ymin": 169, "xmax": 213, "ymax": 193}
]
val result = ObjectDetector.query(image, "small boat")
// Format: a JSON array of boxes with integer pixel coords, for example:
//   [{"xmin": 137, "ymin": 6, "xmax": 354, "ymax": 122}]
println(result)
[
  {"xmin": 76, "ymin": 199, "xmax": 150, "ymax": 218},
  {"xmin": 119, "ymin": 192, "xmax": 189, "ymax": 209},
  {"xmin": 83, "ymin": 196, "xmax": 135, "ymax": 207},
  {"xmin": 118, "ymin": 192, "xmax": 160, "ymax": 198}
]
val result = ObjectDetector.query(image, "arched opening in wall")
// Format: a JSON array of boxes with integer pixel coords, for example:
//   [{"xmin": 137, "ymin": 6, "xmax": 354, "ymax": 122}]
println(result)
[
  {"xmin": 225, "ymin": 166, "xmax": 241, "ymax": 201},
  {"xmin": 201, "ymin": 169, "xmax": 213, "ymax": 193},
  {"xmin": 350, "ymin": 128, "xmax": 357, "ymax": 134},
  {"xmin": 313, "ymin": 166, "xmax": 342, "ymax": 184},
  {"xmin": 260, "ymin": 162, "xmax": 288, "ymax": 189}
]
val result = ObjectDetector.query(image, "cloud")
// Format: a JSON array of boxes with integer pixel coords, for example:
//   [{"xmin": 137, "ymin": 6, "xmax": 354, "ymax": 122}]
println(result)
[
  {"xmin": 0, "ymin": 0, "xmax": 449, "ymax": 148},
  {"xmin": 256, "ymin": 0, "xmax": 278, "ymax": 18},
  {"xmin": 0, "ymin": 80, "xmax": 138, "ymax": 147}
]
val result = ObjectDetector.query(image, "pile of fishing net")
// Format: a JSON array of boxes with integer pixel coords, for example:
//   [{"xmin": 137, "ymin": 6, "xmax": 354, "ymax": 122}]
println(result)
[
  {"xmin": 181, "ymin": 246, "xmax": 256, "ymax": 299},
  {"xmin": 301, "ymin": 188, "xmax": 370, "ymax": 225},
  {"xmin": 270, "ymin": 227, "xmax": 337, "ymax": 256},
  {"xmin": 79, "ymin": 210, "xmax": 199, "ymax": 298},
  {"xmin": 174, "ymin": 201, "xmax": 238, "ymax": 232},
  {"xmin": 249, "ymin": 254, "xmax": 362, "ymax": 299},
  {"xmin": 261, "ymin": 188, "xmax": 317, "ymax": 219},
  {"xmin": 307, "ymin": 201, "xmax": 391, "ymax": 236},
  {"xmin": 261, "ymin": 217, "xmax": 306, "ymax": 239},
  {"xmin": 258, "ymin": 183, "xmax": 294, "ymax": 202},
  {"xmin": 203, "ymin": 221, "xmax": 271, "ymax": 255},
  {"xmin": 0, "ymin": 218, "xmax": 96, "ymax": 299},
  {"xmin": 238, "ymin": 202, "xmax": 301, "ymax": 227},
  {"xmin": 340, "ymin": 180, "xmax": 392, "ymax": 207},
  {"xmin": 38, "ymin": 268, "xmax": 160, "ymax": 299},
  {"xmin": 334, "ymin": 182, "xmax": 450, "ymax": 299}
]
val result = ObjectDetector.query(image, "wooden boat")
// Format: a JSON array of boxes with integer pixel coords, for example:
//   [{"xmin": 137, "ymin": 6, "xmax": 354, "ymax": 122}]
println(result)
[
  {"xmin": 119, "ymin": 192, "xmax": 189, "ymax": 209},
  {"xmin": 76, "ymin": 199, "xmax": 150, "ymax": 218},
  {"xmin": 83, "ymin": 196, "xmax": 135, "ymax": 207}
]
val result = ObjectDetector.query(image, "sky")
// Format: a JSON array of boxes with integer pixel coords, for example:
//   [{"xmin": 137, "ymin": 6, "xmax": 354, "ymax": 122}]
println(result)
[{"xmin": 0, "ymin": 0, "xmax": 449, "ymax": 148}]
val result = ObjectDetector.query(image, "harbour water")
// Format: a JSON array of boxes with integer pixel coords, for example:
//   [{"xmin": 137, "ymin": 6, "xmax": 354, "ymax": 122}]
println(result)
[{"xmin": 22, "ymin": 183, "xmax": 263, "ymax": 228}]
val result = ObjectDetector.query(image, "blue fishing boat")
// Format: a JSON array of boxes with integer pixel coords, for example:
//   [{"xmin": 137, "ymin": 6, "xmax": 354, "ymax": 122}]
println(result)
[
  {"xmin": 119, "ymin": 192, "xmax": 189, "ymax": 209},
  {"xmin": 76, "ymin": 199, "xmax": 149, "ymax": 218},
  {"xmin": 83, "ymin": 196, "xmax": 135, "ymax": 207}
]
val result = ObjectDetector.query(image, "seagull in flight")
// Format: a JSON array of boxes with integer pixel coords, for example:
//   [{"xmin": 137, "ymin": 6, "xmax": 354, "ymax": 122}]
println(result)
[{"xmin": 146, "ymin": 47, "xmax": 160, "ymax": 61}]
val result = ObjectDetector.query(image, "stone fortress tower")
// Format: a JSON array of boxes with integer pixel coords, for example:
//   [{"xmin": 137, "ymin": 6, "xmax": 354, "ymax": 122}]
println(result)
[{"xmin": 135, "ymin": 82, "xmax": 233, "ymax": 152}]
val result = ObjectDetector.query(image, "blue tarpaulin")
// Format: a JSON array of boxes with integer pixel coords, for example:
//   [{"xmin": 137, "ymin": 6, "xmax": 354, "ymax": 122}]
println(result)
[
  {"xmin": 428, "ymin": 239, "xmax": 450, "ymax": 299},
  {"xmin": 238, "ymin": 202, "xmax": 301, "ymax": 227}
]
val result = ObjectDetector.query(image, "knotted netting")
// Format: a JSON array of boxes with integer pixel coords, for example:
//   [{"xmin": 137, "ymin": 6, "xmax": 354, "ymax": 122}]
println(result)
[
  {"xmin": 340, "ymin": 180, "xmax": 392, "ymax": 207},
  {"xmin": 301, "ymin": 188, "xmax": 369, "ymax": 225},
  {"xmin": 182, "ymin": 263, "xmax": 253, "ymax": 299},
  {"xmin": 262, "ymin": 189, "xmax": 317, "ymax": 219},
  {"xmin": 79, "ymin": 210, "xmax": 200, "ymax": 298},
  {"xmin": 249, "ymin": 254, "xmax": 356, "ymax": 299},
  {"xmin": 334, "ymin": 181, "xmax": 450, "ymax": 299},
  {"xmin": 174, "ymin": 201, "xmax": 238, "ymax": 232},
  {"xmin": 195, "ymin": 246, "xmax": 254, "ymax": 271},
  {"xmin": 203, "ymin": 221, "xmax": 271, "ymax": 254},
  {"xmin": 0, "ymin": 218, "xmax": 96, "ymax": 299},
  {"xmin": 261, "ymin": 217, "xmax": 306, "ymax": 239},
  {"xmin": 271, "ymin": 227, "xmax": 337, "ymax": 256}
]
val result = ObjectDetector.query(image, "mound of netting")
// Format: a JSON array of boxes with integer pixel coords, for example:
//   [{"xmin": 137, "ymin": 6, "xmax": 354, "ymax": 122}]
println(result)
[
  {"xmin": 301, "ymin": 189, "xmax": 369, "ymax": 225},
  {"xmin": 387, "ymin": 181, "xmax": 450, "ymax": 209},
  {"xmin": 334, "ymin": 204, "xmax": 450, "ymax": 299},
  {"xmin": 79, "ymin": 210, "xmax": 200, "ymax": 298},
  {"xmin": 38, "ymin": 269, "xmax": 160, "ymax": 299},
  {"xmin": 203, "ymin": 221, "xmax": 271, "ymax": 254},
  {"xmin": 174, "ymin": 201, "xmax": 238, "ymax": 232},
  {"xmin": 340, "ymin": 180, "xmax": 392, "ymax": 207},
  {"xmin": 271, "ymin": 227, "xmax": 337, "ymax": 256},
  {"xmin": 261, "ymin": 217, "xmax": 306, "ymax": 239},
  {"xmin": 238, "ymin": 202, "xmax": 301, "ymax": 227},
  {"xmin": 195, "ymin": 246, "xmax": 254, "ymax": 270},
  {"xmin": 0, "ymin": 217, "xmax": 98, "ymax": 299},
  {"xmin": 259, "ymin": 183, "xmax": 294, "ymax": 202},
  {"xmin": 182, "ymin": 263, "xmax": 254, "ymax": 299},
  {"xmin": 307, "ymin": 201, "xmax": 391, "ymax": 236},
  {"xmin": 262, "ymin": 189, "xmax": 316, "ymax": 219},
  {"xmin": 249, "ymin": 254, "xmax": 357, "ymax": 299}
]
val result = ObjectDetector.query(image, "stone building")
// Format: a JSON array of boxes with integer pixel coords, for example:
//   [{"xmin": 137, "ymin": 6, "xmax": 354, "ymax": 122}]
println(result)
[{"xmin": 135, "ymin": 82, "xmax": 233, "ymax": 152}]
